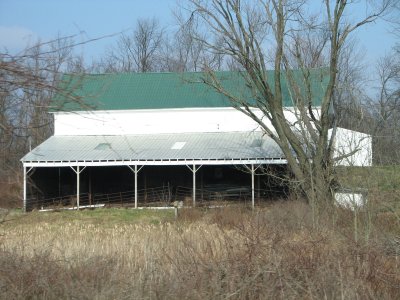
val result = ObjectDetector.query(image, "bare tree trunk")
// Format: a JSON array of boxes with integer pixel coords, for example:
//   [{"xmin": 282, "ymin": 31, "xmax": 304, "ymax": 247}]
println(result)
[{"xmin": 185, "ymin": 0, "xmax": 390, "ymax": 205}]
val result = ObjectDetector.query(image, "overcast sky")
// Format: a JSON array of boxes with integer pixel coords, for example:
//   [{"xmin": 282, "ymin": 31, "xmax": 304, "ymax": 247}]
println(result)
[{"xmin": 0, "ymin": 0, "xmax": 397, "ymax": 69}]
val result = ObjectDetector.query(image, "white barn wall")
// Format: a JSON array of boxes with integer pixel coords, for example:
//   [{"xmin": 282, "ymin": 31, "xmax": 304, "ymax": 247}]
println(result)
[
  {"xmin": 54, "ymin": 107, "xmax": 314, "ymax": 136},
  {"xmin": 331, "ymin": 128, "xmax": 372, "ymax": 167},
  {"xmin": 54, "ymin": 108, "xmax": 259, "ymax": 135},
  {"xmin": 334, "ymin": 192, "xmax": 366, "ymax": 210}
]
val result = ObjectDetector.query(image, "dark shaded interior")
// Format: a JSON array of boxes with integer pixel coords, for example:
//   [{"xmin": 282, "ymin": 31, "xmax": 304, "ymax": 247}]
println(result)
[{"xmin": 27, "ymin": 164, "xmax": 288, "ymax": 209}]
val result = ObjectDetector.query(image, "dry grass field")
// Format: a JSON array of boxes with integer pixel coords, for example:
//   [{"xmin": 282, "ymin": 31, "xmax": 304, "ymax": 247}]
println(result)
[{"xmin": 0, "ymin": 199, "xmax": 399, "ymax": 300}]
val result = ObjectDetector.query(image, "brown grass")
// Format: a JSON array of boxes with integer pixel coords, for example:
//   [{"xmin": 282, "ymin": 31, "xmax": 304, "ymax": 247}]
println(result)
[
  {"xmin": 0, "ymin": 201, "xmax": 399, "ymax": 299},
  {"xmin": 0, "ymin": 179, "xmax": 20, "ymax": 209}
]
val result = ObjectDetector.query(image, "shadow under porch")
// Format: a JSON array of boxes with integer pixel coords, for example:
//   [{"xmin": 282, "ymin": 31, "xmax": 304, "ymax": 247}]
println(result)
[{"xmin": 25, "ymin": 164, "xmax": 289, "ymax": 210}]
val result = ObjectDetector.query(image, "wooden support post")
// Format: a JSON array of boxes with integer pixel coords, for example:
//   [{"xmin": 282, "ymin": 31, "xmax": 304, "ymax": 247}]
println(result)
[
  {"xmin": 70, "ymin": 166, "xmax": 86, "ymax": 210},
  {"xmin": 127, "ymin": 165, "xmax": 143, "ymax": 209},
  {"xmin": 77, "ymin": 166, "xmax": 80, "ymax": 210},
  {"xmin": 193, "ymin": 164, "xmax": 196, "ymax": 207},
  {"xmin": 134, "ymin": 165, "xmax": 138, "ymax": 209},
  {"xmin": 23, "ymin": 166, "xmax": 33, "ymax": 212},
  {"xmin": 187, "ymin": 165, "xmax": 202, "ymax": 207},
  {"xmin": 251, "ymin": 164, "xmax": 255, "ymax": 210},
  {"xmin": 23, "ymin": 166, "xmax": 26, "ymax": 212},
  {"xmin": 257, "ymin": 172, "xmax": 260, "ymax": 201}
]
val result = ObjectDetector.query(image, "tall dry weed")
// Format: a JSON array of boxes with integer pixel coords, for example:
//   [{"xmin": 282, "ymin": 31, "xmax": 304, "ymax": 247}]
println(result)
[{"xmin": 0, "ymin": 203, "xmax": 399, "ymax": 299}]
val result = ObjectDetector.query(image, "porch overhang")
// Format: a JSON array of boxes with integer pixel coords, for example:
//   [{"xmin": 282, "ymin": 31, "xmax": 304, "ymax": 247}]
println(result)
[{"xmin": 21, "ymin": 132, "xmax": 287, "ymax": 167}]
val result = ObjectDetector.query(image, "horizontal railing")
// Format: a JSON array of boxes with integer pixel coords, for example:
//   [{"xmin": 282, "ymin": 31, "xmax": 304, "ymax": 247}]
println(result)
[{"xmin": 26, "ymin": 185, "xmax": 285, "ymax": 211}]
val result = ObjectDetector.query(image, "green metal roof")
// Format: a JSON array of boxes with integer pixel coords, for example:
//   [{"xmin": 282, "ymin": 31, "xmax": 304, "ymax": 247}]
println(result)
[{"xmin": 52, "ymin": 69, "xmax": 329, "ymax": 111}]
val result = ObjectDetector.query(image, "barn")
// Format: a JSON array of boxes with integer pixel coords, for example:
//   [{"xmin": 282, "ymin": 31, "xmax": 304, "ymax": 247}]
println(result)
[{"xmin": 21, "ymin": 70, "xmax": 372, "ymax": 211}]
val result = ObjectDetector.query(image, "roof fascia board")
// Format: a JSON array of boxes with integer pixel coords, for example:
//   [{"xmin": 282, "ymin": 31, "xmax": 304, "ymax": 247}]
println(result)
[{"xmin": 22, "ymin": 159, "xmax": 287, "ymax": 167}]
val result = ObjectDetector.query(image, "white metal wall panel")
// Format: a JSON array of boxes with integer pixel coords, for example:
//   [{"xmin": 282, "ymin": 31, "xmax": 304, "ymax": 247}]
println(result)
[
  {"xmin": 53, "ymin": 107, "xmax": 320, "ymax": 136},
  {"xmin": 332, "ymin": 128, "xmax": 372, "ymax": 167}
]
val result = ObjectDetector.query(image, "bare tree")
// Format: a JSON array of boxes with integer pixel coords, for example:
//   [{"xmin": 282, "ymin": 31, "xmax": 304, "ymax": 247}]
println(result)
[
  {"xmin": 184, "ymin": 0, "xmax": 391, "ymax": 205},
  {"xmin": 375, "ymin": 52, "xmax": 400, "ymax": 125},
  {"xmin": 101, "ymin": 18, "xmax": 164, "ymax": 72},
  {"xmin": 368, "ymin": 48, "xmax": 400, "ymax": 164},
  {"xmin": 0, "ymin": 35, "xmax": 89, "ymax": 173},
  {"xmin": 162, "ymin": 14, "xmax": 208, "ymax": 72},
  {"xmin": 0, "ymin": 31, "xmax": 130, "ymax": 207}
]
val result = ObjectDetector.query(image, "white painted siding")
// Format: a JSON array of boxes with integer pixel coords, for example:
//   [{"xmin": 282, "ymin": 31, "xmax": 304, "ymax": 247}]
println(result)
[
  {"xmin": 331, "ymin": 128, "xmax": 372, "ymax": 167},
  {"xmin": 334, "ymin": 192, "xmax": 366, "ymax": 210},
  {"xmin": 54, "ymin": 107, "xmax": 311, "ymax": 136}
]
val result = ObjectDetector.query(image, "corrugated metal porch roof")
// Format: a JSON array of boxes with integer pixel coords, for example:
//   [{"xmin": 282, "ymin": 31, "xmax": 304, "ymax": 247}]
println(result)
[{"xmin": 21, "ymin": 132, "xmax": 286, "ymax": 166}]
